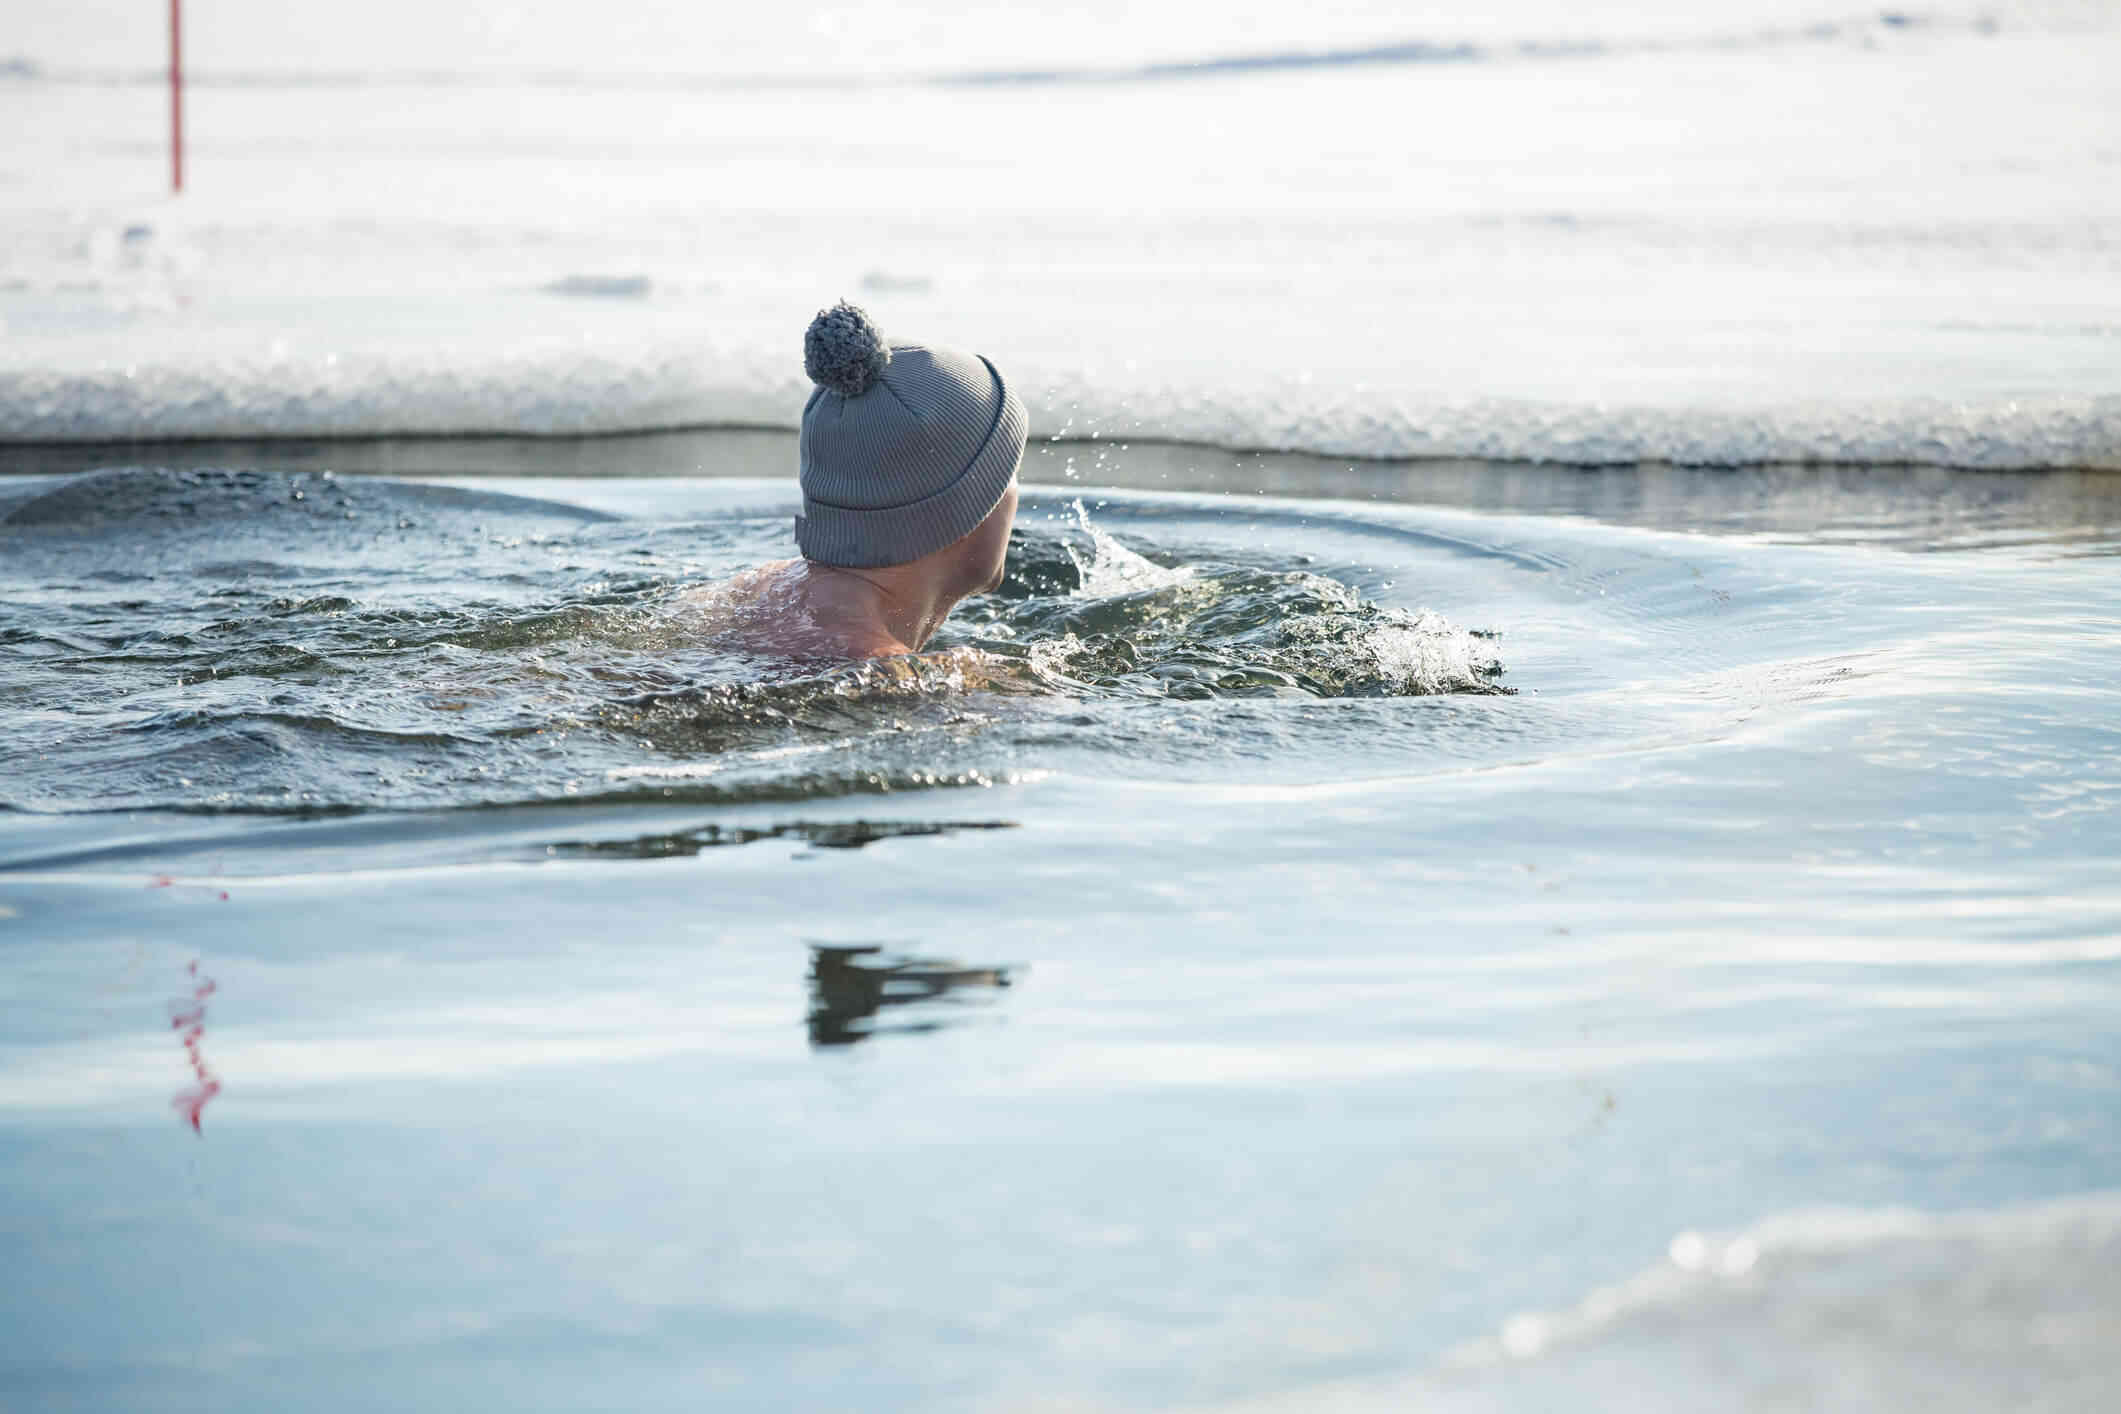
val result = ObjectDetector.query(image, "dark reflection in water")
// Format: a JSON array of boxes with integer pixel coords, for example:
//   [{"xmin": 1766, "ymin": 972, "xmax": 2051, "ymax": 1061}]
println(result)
[
  {"xmin": 807, "ymin": 945, "xmax": 1014, "ymax": 1048},
  {"xmin": 544, "ymin": 819, "xmax": 1016, "ymax": 860}
]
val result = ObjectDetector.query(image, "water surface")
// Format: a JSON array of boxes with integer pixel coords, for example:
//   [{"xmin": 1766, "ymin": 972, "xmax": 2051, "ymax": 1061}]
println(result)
[{"xmin": 2, "ymin": 455, "xmax": 2117, "ymax": 1412}]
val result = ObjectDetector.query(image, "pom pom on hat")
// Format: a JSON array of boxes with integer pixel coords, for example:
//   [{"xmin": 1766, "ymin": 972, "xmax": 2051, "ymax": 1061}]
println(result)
[{"xmin": 804, "ymin": 301, "xmax": 891, "ymax": 397}]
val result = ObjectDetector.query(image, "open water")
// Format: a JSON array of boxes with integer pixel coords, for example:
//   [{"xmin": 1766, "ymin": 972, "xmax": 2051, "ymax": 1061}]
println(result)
[{"xmin": 2, "ymin": 443, "xmax": 2118, "ymax": 1411}]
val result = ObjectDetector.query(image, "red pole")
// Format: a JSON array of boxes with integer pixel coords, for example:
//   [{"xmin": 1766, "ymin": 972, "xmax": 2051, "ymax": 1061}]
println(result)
[{"xmin": 170, "ymin": 0, "xmax": 184, "ymax": 193}]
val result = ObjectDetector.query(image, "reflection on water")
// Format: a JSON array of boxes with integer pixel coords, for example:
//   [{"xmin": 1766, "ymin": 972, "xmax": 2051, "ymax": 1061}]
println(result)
[
  {"xmin": 545, "ymin": 818, "xmax": 1016, "ymax": 860},
  {"xmin": 806, "ymin": 944, "xmax": 1014, "ymax": 1048}
]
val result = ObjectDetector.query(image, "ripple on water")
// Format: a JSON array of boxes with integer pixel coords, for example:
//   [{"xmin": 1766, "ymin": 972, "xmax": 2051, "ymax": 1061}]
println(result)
[{"xmin": 0, "ymin": 470, "xmax": 1509, "ymax": 815}]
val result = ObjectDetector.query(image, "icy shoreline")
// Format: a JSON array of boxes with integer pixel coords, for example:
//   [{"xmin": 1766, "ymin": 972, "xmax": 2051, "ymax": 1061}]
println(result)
[
  {"xmin": 3, "ymin": 355, "xmax": 2114, "ymax": 470},
  {"xmin": 6, "ymin": 6, "xmax": 2116, "ymax": 471}
]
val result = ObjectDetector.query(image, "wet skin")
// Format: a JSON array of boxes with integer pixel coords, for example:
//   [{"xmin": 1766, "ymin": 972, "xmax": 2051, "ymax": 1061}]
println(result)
[{"xmin": 706, "ymin": 482, "xmax": 1019, "ymax": 660}]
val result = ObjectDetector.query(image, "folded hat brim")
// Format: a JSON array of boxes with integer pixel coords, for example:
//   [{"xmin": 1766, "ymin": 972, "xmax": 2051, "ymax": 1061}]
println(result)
[{"xmin": 795, "ymin": 358, "xmax": 1028, "ymax": 570}]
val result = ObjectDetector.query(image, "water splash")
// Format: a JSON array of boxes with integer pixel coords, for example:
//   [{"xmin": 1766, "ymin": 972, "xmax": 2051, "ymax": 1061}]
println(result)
[
  {"xmin": 960, "ymin": 505, "xmax": 1507, "ymax": 701},
  {"xmin": 1061, "ymin": 497, "xmax": 1192, "ymax": 597},
  {"xmin": 0, "ymin": 470, "xmax": 1507, "ymax": 814}
]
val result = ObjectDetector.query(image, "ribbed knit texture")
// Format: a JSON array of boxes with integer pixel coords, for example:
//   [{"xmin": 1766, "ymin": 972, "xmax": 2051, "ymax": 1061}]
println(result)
[{"xmin": 796, "ymin": 338, "xmax": 1029, "ymax": 569}]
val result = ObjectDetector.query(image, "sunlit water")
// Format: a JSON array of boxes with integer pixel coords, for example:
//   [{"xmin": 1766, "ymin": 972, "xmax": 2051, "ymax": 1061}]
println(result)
[{"xmin": 2, "ymin": 456, "xmax": 2118, "ymax": 1411}]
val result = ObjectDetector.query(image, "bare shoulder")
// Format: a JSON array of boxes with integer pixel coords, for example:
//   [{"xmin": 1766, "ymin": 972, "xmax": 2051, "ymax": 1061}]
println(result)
[
  {"xmin": 687, "ymin": 559, "xmax": 797, "ymax": 605},
  {"xmin": 680, "ymin": 562, "xmax": 907, "ymax": 660}
]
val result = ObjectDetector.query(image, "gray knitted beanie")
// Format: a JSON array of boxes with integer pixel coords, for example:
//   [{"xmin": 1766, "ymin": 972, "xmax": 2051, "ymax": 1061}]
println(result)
[{"xmin": 795, "ymin": 301, "xmax": 1029, "ymax": 569}]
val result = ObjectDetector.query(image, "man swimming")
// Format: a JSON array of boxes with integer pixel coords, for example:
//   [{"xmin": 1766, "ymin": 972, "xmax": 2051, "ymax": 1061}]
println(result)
[{"xmin": 712, "ymin": 302, "xmax": 1028, "ymax": 660}]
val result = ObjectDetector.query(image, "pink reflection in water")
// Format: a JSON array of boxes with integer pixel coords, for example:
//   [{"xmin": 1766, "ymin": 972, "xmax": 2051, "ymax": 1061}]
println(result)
[{"xmin": 169, "ymin": 957, "xmax": 221, "ymax": 1133}]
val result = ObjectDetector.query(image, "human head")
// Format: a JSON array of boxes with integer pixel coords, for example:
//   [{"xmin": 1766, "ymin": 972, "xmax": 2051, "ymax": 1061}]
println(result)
[
  {"xmin": 794, "ymin": 302, "xmax": 1028, "ymax": 571},
  {"xmin": 948, "ymin": 480, "xmax": 1018, "ymax": 598}
]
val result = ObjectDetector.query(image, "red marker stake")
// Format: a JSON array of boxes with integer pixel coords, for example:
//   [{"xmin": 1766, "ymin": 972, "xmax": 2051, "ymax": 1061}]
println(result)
[{"xmin": 169, "ymin": 0, "xmax": 184, "ymax": 193}]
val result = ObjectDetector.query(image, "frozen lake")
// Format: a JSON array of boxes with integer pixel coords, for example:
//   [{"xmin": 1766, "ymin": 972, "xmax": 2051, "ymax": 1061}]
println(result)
[{"xmin": 3, "ymin": 2, "xmax": 2118, "ymax": 1408}]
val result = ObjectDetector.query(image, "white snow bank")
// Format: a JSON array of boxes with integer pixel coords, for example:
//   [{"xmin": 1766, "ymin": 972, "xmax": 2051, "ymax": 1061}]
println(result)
[
  {"xmin": 1224, "ymin": 1192, "xmax": 2121, "ymax": 1413},
  {"xmin": 3, "ymin": 7, "xmax": 2116, "ymax": 469},
  {"xmin": 3, "ymin": 348, "xmax": 2114, "ymax": 469}
]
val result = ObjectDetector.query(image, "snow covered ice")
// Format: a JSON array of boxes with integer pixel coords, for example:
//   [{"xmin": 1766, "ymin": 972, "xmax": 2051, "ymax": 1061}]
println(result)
[{"xmin": 3, "ymin": 0, "xmax": 2117, "ymax": 466}]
